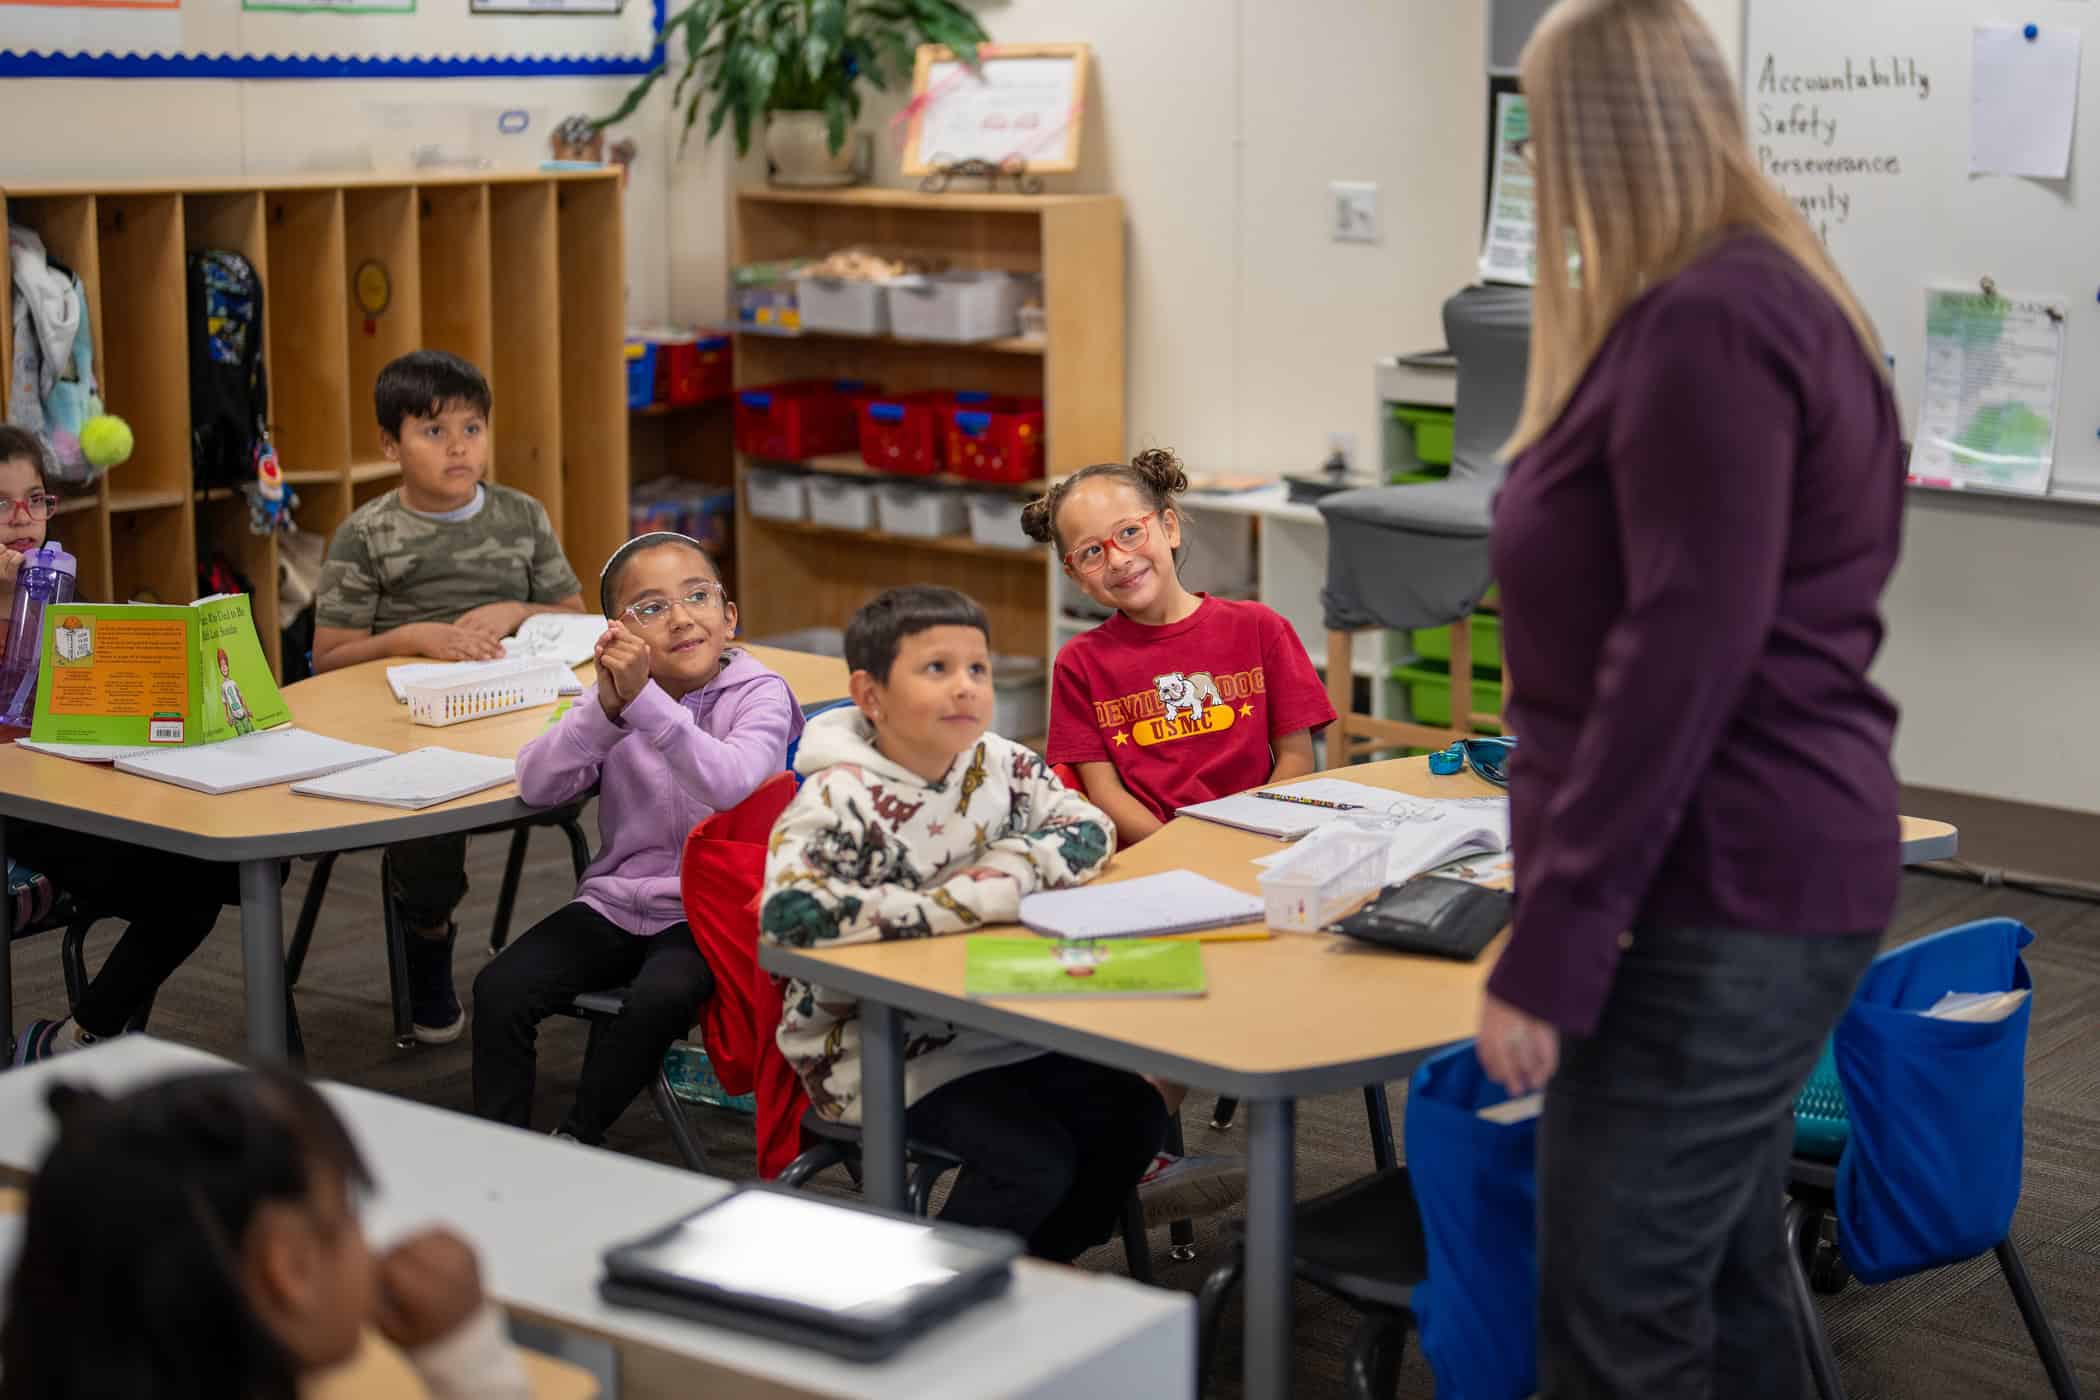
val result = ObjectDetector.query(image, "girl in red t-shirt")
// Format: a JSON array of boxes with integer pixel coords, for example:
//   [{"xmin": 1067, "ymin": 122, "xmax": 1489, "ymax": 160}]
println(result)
[{"xmin": 1025, "ymin": 449, "xmax": 1335, "ymax": 848}]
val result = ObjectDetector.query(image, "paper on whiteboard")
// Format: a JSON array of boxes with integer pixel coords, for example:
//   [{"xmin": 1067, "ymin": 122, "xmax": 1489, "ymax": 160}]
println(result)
[
  {"xmin": 1971, "ymin": 27, "xmax": 2081, "ymax": 179},
  {"xmin": 502, "ymin": 613, "xmax": 609, "ymax": 667},
  {"xmin": 1479, "ymin": 92, "xmax": 1538, "ymax": 287},
  {"xmin": 1908, "ymin": 286, "xmax": 2065, "ymax": 497}
]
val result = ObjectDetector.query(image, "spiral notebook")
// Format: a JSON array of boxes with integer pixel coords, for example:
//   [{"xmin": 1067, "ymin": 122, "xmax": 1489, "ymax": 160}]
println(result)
[{"xmin": 1018, "ymin": 870, "xmax": 1264, "ymax": 941}]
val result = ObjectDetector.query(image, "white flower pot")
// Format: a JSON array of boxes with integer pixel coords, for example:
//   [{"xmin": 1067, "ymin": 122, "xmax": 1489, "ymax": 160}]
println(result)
[{"xmin": 764, "ymin": 110, "xmax": 867, "ymax": 188}]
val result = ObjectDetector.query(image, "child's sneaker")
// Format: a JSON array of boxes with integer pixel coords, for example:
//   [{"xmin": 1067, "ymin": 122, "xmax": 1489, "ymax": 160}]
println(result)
[
  {"xmin": 403, "ymin": 920, "xmax": 464, "ymax": 1044},
  {"xmin": 11, "ymin": 1018, "xmax": 86, "ymax": 1066},
  {"xmin": 1137, "ymin": 1152, "xmax": 1246, "ymax": 1228}
]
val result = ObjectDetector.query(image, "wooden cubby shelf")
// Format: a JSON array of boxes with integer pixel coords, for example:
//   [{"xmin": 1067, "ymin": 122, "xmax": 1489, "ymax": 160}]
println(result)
[
  {"xmin": 0, "ymin": 169, "xmax": 627, "ymax": 681},
  {"xmin": 731, "ymin": 187, "xmax": 1125, "ymax": 661}
]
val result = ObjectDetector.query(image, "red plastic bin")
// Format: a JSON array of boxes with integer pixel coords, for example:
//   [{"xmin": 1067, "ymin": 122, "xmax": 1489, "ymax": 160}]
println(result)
[
  {"xmin": 945, "ymin": 395, "xmax": 1046, "ymax": 484},
  {"xmin": 859, "ymin": 391, "xmax": 960, "ymax": 476},
  {"xmin": 655, "ymin": 332, "xmax": 733, "ymax": 405},
  {"xmin": 734, "ymin": 379, "xmax": 879, "ymax": 461}
]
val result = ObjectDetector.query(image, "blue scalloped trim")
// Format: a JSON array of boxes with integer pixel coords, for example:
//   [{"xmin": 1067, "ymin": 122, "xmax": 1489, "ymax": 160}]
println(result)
[{"xmin": 0, "ymin": 0, "xmax": 665, "ymax": 79}]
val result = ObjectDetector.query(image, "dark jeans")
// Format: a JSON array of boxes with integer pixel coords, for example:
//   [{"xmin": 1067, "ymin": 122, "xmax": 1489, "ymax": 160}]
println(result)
[
  {"xmin": 1538, "ymin": 923, "xmax": 1879, "ymax": 1400},
  {"xmin": 388, "ymin": 833, "xmax": 469, "ymax": 931},
  {"xmin": 5, "ymin": 821, "xmax": 239, "ymax": 1039},
  {"xmin": 471, "ymin": 901, "xmax": 715, "ymax": 1144},
  {"xmin": 904, "ymin": 1053, "xmax": 1168, "ymax": 1263}
]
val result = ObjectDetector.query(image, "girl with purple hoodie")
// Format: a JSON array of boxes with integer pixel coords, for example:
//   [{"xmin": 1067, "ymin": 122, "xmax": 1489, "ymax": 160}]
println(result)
[{"xmin": 470, "ymin": 533, "xmax": 803, "ymax": 1143}]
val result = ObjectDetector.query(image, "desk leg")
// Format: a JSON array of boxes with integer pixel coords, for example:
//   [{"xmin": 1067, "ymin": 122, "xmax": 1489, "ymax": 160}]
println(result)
[
  {"xmin": 239, "ymin": 858, "xmax": 288, "ymax": 1062},
  {"xmin": 1244, "ymin": 1097, "xmax": 1297, "ymax": 1400},
  {"xmin": 860, "ymin": 1002, "xmax": 909, "ymax": 1212},
  {"xmin": 0, "ymin": 819, "xmax": 13, "ymax": 1057}
]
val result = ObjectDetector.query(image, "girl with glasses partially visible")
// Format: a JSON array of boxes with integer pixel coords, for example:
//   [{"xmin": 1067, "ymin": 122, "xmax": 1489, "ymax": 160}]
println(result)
[{"xmin": 469, "ymin": 531, "xmax": 804, "ymax": 1144}]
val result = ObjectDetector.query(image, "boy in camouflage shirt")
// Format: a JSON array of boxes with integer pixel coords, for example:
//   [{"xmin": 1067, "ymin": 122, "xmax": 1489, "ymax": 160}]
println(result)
[{"xmin": 313, "ymin": 350, "xmax": 584, "ymax": 1043}]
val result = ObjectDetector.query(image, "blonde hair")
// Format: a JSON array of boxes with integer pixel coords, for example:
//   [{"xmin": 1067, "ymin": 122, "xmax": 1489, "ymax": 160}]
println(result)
[{"xmin": 1505, "ymin": 0, "xmax": 1885, "ymax": 455}]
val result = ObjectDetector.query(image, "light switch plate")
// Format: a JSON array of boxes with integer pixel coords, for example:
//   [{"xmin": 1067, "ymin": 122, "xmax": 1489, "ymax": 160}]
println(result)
[{"xmin": 1330, "ymin": 181, "xmax": 1380, "ymax": 243}]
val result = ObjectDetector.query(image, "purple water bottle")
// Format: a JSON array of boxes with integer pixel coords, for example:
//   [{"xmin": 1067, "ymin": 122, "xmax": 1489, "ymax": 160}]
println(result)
[{"xmin": 0, "ymin": 541, "xmax": 79, "ymax": 725}]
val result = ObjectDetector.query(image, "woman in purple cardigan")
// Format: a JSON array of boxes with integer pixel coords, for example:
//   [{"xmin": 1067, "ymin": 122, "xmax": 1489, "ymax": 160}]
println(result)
[{"xmin": 1476, "ymin": 1, "xmax": 1905, "ymax": 1393}]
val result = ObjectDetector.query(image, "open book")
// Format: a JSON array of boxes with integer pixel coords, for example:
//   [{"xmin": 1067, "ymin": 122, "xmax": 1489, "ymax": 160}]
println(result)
[
  {"xmin": 28, "ymin": 594, "xmax": 287, "ymax": 748},
  {"xmin": 1253, "ymin": 797, "xmax": 1510, "ymax": 887},
  {"xmin": 502, "ymin": 613, "xmax": 610, "ymax": 668}
]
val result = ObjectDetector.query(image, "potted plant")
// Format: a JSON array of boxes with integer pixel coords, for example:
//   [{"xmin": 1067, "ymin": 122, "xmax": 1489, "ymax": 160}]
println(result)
[{"xmin": 597, "ymin": 0, "xmax": 988, "ymax": 187}]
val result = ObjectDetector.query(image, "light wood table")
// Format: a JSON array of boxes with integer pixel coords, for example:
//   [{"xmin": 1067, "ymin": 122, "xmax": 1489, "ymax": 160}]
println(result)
[
  {"xmin": 0, "ymin": 1037, "xmax": 1195, "ymax": 1400},
  {"xmin": 760, "ymin": 757, "xmax": 1958, "ymax": 1400},
  {"xmin": 0, "ymin": 644, "xmax": 849, "ymax": 1062}
]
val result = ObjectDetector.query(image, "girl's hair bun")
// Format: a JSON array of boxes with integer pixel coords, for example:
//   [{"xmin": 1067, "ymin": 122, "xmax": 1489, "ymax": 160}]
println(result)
[
  {"xmin": 1019, "ymin": 492, "xmax": 1058, "ymax": 544},
  {"xmin": 1129, "ymin": 447, "xmax": 1188, "ymax": 497}
]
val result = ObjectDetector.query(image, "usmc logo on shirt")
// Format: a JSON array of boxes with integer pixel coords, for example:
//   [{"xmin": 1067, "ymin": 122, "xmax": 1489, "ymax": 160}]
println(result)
[{"xmin": 1089, "ymin": 666, "xmax": 1269, "ymax": 748}]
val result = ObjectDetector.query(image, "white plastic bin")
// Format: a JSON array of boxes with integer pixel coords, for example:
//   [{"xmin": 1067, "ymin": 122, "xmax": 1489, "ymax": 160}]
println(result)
[
  {"xmin": 1257, "ymin": 830, "xmax": 1391, "ymax": 933},
  {"xmin": 966, "ymin": 492, "xmax": 1034, "ymax": 551},
  {"xmin": 405, "ymin": 659, "xmax": 568, "ymax": 728},
  {"xmin": 808, "ymin": 477, "xmax": 877, "ymax": 530},
  {"xmin": 876, "ymin": 483, "xmax": 967, "ymax": 537},
  {"xmin": 885, "ymin": 271, "xmax": 1025, "ymax": 343},
  {"xmin": 745, "ymin": 468, "xmax": 808, "ymax": 522},
  {"xmin": 794, "ymin": 275, "xmax": 890, "ymax": 337},
  {"xmin": 992, "ymin": 654, "xmax": 1048, "ymax": 738}
]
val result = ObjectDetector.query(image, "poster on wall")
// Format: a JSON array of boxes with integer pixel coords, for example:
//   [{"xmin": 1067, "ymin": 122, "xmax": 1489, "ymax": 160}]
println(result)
[
  {"xmin": 1907, "ymin": 284, "xmax": 2066, "ymax": 498},
  {"xmin": 471, "ymin": 0, "xmax": 623, "ymax": 11},
  {"xmin": 244, "ymin": 0, "xmax": 414, "ymax": 10},
  {"xmin": 1479, "ymin": 92, "xmax": 1536, "ymax": 287},
  {"xmin": 901, "ymin": 43, "xmax": 1089, "ymax": 176}
]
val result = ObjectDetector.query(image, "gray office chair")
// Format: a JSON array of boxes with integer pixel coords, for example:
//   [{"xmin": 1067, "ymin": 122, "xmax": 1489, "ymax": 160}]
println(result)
[{"xmin": 1319, "ymin": 285, "xmax": 1530, "ymax": 759}]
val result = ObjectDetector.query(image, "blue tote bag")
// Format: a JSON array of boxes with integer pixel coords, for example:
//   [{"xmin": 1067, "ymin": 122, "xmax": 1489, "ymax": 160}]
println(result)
[
  {"xmin": 1833, "ymin": 918, "xmax": 2035, "ymax": 1284},
  {"xmin": 1405, "ymin": 1042, "xmax": 1538, "ymax": 1400}
]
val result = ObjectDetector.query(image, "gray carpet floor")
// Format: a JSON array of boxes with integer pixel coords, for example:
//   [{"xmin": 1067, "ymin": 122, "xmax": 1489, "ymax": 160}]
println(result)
[{"xmin": 10, "ymin": 821, "xmax": 2096, "ymax": 1399}]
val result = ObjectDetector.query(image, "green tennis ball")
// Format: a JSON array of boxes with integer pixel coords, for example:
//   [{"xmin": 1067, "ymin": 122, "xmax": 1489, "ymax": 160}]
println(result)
[{"xmin": 80, "ymin": 415, "xmax": 133, "ymax": 470}]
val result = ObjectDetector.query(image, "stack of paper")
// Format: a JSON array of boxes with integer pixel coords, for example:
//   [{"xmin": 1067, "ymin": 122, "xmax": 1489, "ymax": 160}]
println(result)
[
  {"xmin": 386, "ymin": 658, "xmax": 581, "ymax": 704},
  {"xmin": 1925, "ymin": 988, "xmax": 2031, "ymax": 1023},
  {"xmin": 1019, "ymin": 870, "xmax": 1263, "ymax": 940},
  {"xmin": 502, "ymin": 613, "xmax": 610, "ymax": 667},
  {"xmin": 113, "ymin": 727, "xmax": 393, "ymax": 795},
  {"xmin": 292, "ymin": 746, "xmax": 517, "ymax": 810}
]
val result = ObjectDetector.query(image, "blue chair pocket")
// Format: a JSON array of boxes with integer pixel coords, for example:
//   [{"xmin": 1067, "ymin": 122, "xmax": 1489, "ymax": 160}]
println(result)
[
  {"xmin": 1405, "ymin": 1042, "xmax": 1538, "ymax": 1400},
  {"xmin": 1833, "ymin": 918, "xmax": 2034, "ymax": 1284}
]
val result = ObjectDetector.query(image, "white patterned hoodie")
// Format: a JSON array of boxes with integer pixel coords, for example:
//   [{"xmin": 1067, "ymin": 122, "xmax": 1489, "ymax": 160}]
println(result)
[{"xmin": 760, "ymin": 706, "xmax": 1116, "ymax": 1124}]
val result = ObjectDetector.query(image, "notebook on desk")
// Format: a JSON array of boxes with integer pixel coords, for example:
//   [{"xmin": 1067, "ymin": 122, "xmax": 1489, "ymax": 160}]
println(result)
[
  {"xmin": 1177, "ymin": 778, "xmax": 1405, "ymax": 840},
  {"xmin": 112, "ymin": 727, "xmax": 393, "ymax": 795},
  {"xmin": 1019, "ymin": 869, "xmax": 1263, "ymax": 940},
  {"xmin": 291, "ymin": 747, "xmax": 516, "ymax": 810}
]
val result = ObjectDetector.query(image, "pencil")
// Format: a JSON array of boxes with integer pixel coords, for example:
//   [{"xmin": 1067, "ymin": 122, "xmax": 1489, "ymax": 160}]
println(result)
[{"xmin": 1253, "ymin": 790, "xmax": 1364, "ymax": 811}]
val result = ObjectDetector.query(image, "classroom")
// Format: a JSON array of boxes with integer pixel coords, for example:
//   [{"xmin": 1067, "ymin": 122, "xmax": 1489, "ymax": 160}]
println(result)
[{"xmin": 0, "ymin": 1, "xmax": 2093, "ymax": 1397}]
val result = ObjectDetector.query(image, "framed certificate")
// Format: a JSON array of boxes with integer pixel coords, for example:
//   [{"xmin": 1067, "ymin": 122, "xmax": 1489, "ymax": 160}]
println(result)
[{"xmin": 901, "ymin": 42, "xmax": 1089, "ymax": 178}]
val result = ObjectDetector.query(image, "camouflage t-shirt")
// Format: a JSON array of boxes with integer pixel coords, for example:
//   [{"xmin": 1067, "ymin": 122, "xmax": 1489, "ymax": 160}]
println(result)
[{"xmin": 314, "ymin": 484, "xmax": 583, "ymax": 635}]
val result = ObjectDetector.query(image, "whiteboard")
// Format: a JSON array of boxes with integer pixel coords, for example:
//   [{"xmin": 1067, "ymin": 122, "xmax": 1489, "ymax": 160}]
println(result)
[{"xmin": 1743, "ymin": 2, "xmax": 2100, "ymax": 499}]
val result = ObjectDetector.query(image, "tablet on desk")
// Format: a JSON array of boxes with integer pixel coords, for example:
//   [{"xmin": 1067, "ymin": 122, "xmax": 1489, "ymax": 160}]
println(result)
[{"xmin": 598, "ymin": 1184, "xmax": 1019, "ymax": 1363}]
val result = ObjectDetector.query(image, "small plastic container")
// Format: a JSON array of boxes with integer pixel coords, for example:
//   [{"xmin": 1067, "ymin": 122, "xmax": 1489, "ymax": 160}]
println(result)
[
  {"xmin": 405, "ymin": 659, "xmax": 568, "ymax": 728},
  {"xmin": 1017, "ymin": 304, "xmax": 1048, "ymax": 340},
  {"xmin": 663, "ymin": 1041, "xmax": 756, "ymax": 1114},
  {"xmin": 744, "ymin": 467, "xmax": 809, "ymax": 522},
  {"xmin": 624, "ymin": 340, "xmax": 657, "ymax": 409},
  {"xmin": 946, "ymin": 395, "xmax": 1046, "ymax": 485},
  {"xmin": 858, "ymin": 391, "xmax": 952, "ymax": 476},
  {"xmin": 886, "ymin": 271, "xmax": 1026, "ymax": 343},
  {"xmin": 649, "ymin": 330, "xmax": 732, "ymax": 404},
  {"xmin": 734, "ymin": 260, "xmax": 808, "ymax": 335},
  {"xmin": 1392, "ymin": 662, "xmax": 1504, "ymax": 735},
  {"xmin": 1258, "ymin": 830, "xmax": 1392, "ymax": 933},
  {"xmin": 875, "ymin": 483, "xmax": 967, "ymax": 537},
  {"xmin": 734, "ymin": 379, "xmax": 878, "ymax": 461},
  {"xmin": 992, "ymin": 654, "xmax": 1048, "ymax": 737},
  {"xmin": 966, "ymin": 492, "xmax": 1034, "ymax": 551},
  {"xmin": 809, "ymin": 477, "xmax": 878, "ymax": 531},
  {"xmin": 796, "ymin": 275, "xmax": 891, "ymax": 337}
]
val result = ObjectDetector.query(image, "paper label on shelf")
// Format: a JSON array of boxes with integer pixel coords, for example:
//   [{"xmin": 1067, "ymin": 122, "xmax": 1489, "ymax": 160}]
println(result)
[{"xmin": 1479, "ymin": 92, "xmax": 1537, "ymax": 287}]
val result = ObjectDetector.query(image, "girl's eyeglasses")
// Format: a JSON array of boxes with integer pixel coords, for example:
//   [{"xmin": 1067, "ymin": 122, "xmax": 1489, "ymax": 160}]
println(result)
[
  {"xmin": 2, "ymin": 493, "xmax": 59, "ymax": 522},
  {"xmin": 1428, "ymin": 736, "xmax": 1517, "ymax": 787},
  {"xmin": 622, "ymin": 583, "xmax": 727, "ymax": 627},
  {"xmin": 1064, "ymin": 513, "xmax": 1159, "ymax": 576}
]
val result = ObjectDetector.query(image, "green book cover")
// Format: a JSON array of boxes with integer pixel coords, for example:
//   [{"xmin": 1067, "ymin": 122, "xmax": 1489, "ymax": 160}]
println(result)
[
  {"xmin": 963, "ymin": 936, "xmax": 1207, "ymax": 1000},
  {"xmin": 28, "ymin": 594, "xmax": 290, "ymax": 747}
]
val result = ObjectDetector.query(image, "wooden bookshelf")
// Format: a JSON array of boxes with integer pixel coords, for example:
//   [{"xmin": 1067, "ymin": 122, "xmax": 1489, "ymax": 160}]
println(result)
[
  {"xmin": 730, "ymin": 187, "xmax": 1125, "ymax": 661},
  {"xmin": 0, "ymin": 169, "xmax": 628, "ymax": 679}
]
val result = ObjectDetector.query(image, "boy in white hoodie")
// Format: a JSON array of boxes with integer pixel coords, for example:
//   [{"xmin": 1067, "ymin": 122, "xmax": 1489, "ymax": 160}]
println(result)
[{"xmin": 762, "ymin": 586, "xmax": 1167, "ymax": 1262}]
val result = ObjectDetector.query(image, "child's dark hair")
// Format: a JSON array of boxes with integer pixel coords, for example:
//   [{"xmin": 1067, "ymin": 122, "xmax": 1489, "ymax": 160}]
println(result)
[
  {"xmin": 1019, "ymin": 447, "xmax": 1189, "ymax": 554},
  {"xmin": 0, "ymin": 425, "xmax": 51, "ymax": 486},
  {"xmin": 845, "ymin": 585, "xmax": 990, "ymax": 683},
  {"xmin": 0, "ymin": 1069, "xmax": 373, "ymax": 1400},
  {"xmin": 374, "ymin": 349, "xmax": 493, "ymax": 439},
  {"xmin": 599, "ymin": 531, "xmax": 722, "ymax": 617}
]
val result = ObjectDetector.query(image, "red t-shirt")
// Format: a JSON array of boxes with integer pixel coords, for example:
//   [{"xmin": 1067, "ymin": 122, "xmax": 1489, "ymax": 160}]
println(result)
[{"xmin": 1047, "ymin": 595, "xmax": 1337, "ymax": 824}]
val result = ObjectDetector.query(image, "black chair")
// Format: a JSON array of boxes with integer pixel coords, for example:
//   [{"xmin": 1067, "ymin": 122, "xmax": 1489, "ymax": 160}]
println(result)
[
  {"xmin": 1196, "ymin": 1167, "xmax": 1428, "ymax": 1399},
  {"xmin": 1784, "ymin": 1155, "xmax": 2081, "ymax": 1400},
  {"xmin": 284, "ymin": 804, "xmax": 592, "ymax": 1048},
  {"xmin": 1210, "ymin": 1085, "xmax": 1400, "ymax": 1168},
  {"xmin": 778, "ymin": 1107, "xmax": 1160, "ymax": 1285},
  {"xmin": 552, "ymin": 986, "xmax": 713, "ymax": 1173}
]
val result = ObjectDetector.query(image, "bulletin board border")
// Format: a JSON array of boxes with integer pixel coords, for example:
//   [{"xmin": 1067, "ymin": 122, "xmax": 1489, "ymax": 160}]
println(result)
[{"xmin": 0, "ymin": 0, "xmax": 664, "ymax": 78}]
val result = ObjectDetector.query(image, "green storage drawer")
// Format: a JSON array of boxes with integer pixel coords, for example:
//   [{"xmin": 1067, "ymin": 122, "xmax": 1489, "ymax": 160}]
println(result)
[
  {"xmin": 1411, "ymin": 614, "xmax": 1502, "ymax": 671},
  {"xmin": 1391, "ymin": 405, "xmax": 1455, "ymax": 467},
  {"xmin": 1393, "ymin": 662, "xmax": 1503, "ymax": 734}
]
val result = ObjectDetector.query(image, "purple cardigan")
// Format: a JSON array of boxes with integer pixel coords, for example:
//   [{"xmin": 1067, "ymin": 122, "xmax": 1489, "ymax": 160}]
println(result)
[
  {"xmin": 1487, "ymin": 234, "xmax": 1904, "ymax": 1034},
  {"xmin": 514, "ymin": 648, "xmax": 804, "ymax": 936}
]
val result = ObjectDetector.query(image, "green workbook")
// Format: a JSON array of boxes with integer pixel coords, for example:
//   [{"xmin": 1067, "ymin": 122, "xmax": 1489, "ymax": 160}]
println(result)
[
  {"xmin": 28, "ymin": 594, "xmax": 290, "ymax": 747},
  {"xmin": 963, "ymin": 936, "xmax": 1207, "ymax": 1000}
]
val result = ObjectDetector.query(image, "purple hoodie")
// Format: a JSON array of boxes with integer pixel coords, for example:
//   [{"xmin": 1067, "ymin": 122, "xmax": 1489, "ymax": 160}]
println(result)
[{"xmin": 514, "ymin": 648, "xmax": 805, "ymax": 936}]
